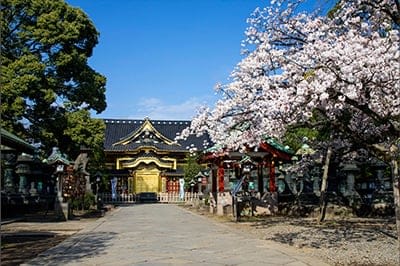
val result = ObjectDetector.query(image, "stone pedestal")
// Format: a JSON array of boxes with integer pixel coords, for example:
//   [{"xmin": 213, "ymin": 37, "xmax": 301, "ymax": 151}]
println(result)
[
  {"xmin": 260, "ymin": 192, "xmax": 278, "ymax": 214},
  {"xmin": 209, "ymin": 205, "xmax": 215, "ymax": 214},
  {"xmin": 55, "ymin": 200, "xmax": 70, "ymax": 221},
  {"xmin": 29, "ymin": 181, "xmax": 38, "ymax": 196},
  {"xmin": 56, "ymin": 175, "xmax": 63, "ymax": 199},
  {"xmin": 4, "ymin": 167, "xmax": 15, "ymax": 193},
  {"xmin": 18, "ymin": 175, "xmax": 27, "ymax": 194},
  {"xmin": 217, "ymin": 192, "xmax": 231, "ymax": 216},
  {"xmin": 341, "ymin": 163, "xmax": 360, "ymax": 206},
  {"xmin": 209, "ymin": 193, "xmax": 216, "ymax": 214},
  {"xmin": 85, "ymin": 175, "xmax": 91, "ymax": 193},
  {"xmin": 217, "ymin": 204, "xmax": 223, "ymax": 215}
]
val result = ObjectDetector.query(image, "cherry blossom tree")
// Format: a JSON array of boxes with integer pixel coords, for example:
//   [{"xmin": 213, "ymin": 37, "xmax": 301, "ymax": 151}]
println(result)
[{"xmin": 179, "ymin": 0, "xmax": 400, "ymax": 250}]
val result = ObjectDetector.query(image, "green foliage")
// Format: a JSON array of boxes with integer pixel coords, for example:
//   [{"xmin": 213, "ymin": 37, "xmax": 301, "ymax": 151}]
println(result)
[
  {"xmin": 83, "ymin": 192, "xmax": 96, "ymax": 210},
  {"xmin": 183, "ymin": 153, "xmax": 203, "ymax": 189},
  {"xmin": 1, "ymin": 0, "xmax": 106, "ymax": 155},
  {"xmin": 203, "ymin": 195, "xmax": 210, "ymax": 206},
  {"xmin": 303, "ymin": 69, "xmax": 316, "ymax": 81},
  {"xmin": 283, "ymin": 109, "xmax": 332, "ymax": 151},
  {"xmin": 283, "ymin": 127, "xmax": 319, "ymax": 151},
  {"xmin": 70, "ymin": 192, "xmax": 95, "ymax": 211},
  {"xmin": 70, "ymin": 197, "xmax": 82, "ymax": 211},
  {"xmin": 327, "ymin": 1, "xmax": 342, "ymax": 19},
  {"xmin": 64, "ymin": 109, "xmax": 106, "ymax": 168}
]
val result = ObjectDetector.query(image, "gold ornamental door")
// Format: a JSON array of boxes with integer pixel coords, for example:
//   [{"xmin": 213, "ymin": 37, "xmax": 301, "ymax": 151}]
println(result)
[{"xmin": 134, "ymin": 168, "xmax": 160, "ymax": 193}]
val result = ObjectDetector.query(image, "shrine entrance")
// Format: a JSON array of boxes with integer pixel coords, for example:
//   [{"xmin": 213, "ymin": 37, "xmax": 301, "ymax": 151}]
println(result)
[{"xmin": 133, "ymin": 166, "xmax": 160, "ymax": 193}]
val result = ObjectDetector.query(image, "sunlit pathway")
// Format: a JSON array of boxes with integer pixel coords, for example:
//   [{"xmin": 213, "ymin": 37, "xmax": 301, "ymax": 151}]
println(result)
[{"xmin": 24, "ymin": 204, "xmax": 329, "ymax": 266}]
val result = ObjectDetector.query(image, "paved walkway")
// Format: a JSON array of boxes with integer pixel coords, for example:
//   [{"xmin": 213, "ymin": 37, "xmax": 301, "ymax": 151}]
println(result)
[{"xmin": 23, "ymin": 204, "xmax": 330, "ymax": 266}]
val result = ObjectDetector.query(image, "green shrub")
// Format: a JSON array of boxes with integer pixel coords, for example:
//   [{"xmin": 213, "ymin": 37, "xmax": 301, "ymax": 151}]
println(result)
[
  {"xmin": 204, "ymin": 195, "xmax": 210, "ymax": 206},
  {"xmin": 70, "ymin": 198, "xmax": 82, "ymax": 210},
  {"xmin": 83, "ymin": 192, "xmax": 96, "ymax": 210}
]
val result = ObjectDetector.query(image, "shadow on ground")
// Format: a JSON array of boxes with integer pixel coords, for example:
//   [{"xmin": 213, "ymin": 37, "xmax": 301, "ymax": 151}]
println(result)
[
  {"xmin": 247, "ymin": 217, "xmax": 397, "ymax": 249},
  {"xmin": 1, "ymin": 230, "xmax": 117, "ymax": 266},
  {"xmin": 26, "ymin": 231, "xmax": 118, "ymax": 265},
  {"xmin": 1, "ymin": 232, "xmax": 69, "ymax": 266}
]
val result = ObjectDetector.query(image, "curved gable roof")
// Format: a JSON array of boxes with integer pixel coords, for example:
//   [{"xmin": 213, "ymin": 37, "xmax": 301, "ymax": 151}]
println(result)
[{"xmin": 113, "ymin": 118, "xmax": 176, "ymax": 146}]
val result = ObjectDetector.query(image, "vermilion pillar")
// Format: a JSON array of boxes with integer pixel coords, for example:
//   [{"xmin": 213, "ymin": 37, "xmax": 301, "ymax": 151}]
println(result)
[
  {"xmin": 269, "ymin": 160, "xmax": 276, "ymax": 192},
  {"xmin": 258, "ymin": 164, "xmax": 264, "ymax": 194},
  {"xmin": 218, "ymin": 165, "xmax": 225, "ymax": 192}
]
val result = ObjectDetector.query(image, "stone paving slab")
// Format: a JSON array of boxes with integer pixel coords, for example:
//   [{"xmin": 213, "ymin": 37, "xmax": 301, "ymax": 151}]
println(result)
[{"xmin": 22, "ymin": 204, "xmax": 330, "ymax": 266}]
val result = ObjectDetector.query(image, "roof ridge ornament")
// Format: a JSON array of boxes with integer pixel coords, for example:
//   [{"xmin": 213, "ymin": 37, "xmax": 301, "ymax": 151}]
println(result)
[{"xmin": 112, "ymin": 118, "xmax": 178, "ymax": 147}]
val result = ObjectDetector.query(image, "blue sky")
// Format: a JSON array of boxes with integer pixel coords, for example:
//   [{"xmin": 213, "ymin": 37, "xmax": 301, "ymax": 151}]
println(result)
[{"xmin": 66, "ymin": 0, "xmax": 333, "ymax": 120}]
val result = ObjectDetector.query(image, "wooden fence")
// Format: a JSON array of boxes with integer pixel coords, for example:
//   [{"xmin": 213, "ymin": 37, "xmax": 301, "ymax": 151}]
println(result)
[
  {"xmin": 158, "ymin": 192, "xmax": 202, "ymax": 203},
  {"xmin": 98, "ymin": 193, "xmax": 136, "ymax": 204},
  {"xmin": 98, "ymin": 192, "xmax": 202, "ymax": 204}
]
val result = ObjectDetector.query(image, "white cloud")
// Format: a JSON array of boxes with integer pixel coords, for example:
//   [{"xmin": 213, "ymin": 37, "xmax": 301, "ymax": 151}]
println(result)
[{"xmin": 131, "ymin": 96, "xmax": 216, "ymax": 120}]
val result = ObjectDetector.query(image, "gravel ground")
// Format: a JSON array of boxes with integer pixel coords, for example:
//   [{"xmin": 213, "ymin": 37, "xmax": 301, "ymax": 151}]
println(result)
[
  {"xmin": 184, "ymin": 205, "xmax": 398, "ymax": 266},
  {"xmin": 248, "ymin": 218, "xmax": 397, "ymax": 266}
]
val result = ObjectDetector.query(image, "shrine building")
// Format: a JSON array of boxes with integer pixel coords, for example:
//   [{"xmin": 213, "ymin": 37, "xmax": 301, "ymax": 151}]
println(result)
[{"xmin": 103, "ymin": 118, "xmax": 210, "ymax": 194}]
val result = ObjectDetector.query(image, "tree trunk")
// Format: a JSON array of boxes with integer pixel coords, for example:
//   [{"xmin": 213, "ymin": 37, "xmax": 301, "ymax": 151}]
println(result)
[
  {"xmin": 318, "ymin": 146, "xmax": 332, "ymax": 224},
  {"xmin": 390, "ymin": 158, "xmax": 400, "ymax": 264}
]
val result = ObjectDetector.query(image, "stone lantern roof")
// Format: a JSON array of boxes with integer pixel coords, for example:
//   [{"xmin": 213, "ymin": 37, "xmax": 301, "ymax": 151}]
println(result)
[{"xmin": 44, "ymin": 147, "xmax": 72, "ymax": 165}]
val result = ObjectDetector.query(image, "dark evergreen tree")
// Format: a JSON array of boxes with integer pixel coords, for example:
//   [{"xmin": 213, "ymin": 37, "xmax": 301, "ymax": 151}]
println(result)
[{"xmin": 1, "ymin": 0, "xmax": 106, "ymax": 157}]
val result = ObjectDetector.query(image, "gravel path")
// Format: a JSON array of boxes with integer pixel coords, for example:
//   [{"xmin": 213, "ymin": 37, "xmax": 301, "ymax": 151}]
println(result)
[{"xmin": 186, "ymin": 206, "xmax": 398, "ymax": 266}]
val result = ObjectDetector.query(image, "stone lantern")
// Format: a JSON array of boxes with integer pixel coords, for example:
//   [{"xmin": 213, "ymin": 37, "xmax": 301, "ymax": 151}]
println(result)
[
  {"xmin": 45, "ymin": 147, "xmax": 72, "ymax": 220},
  {"xmin": 15, "ymin": 153, "xmax": 33, "ymax": 194},
  {"xmin": 371, "ymin": 160, "xmax": 390, "ymax": 208},
  {"xmin": 25, "ymin": 151, "xmax": 43, "ymax": 196},
  {"xmin": 373, "ymin": 160, "xmax": 387, "ymax": 192},
  {"xmin": 195, "ymin": 171, "xmax": 205, "ymax": 194},
  {"xmin": 340, "ymin": 162, "xmax": 360, "ymax": 205},
  {"xmin": 45, "ymin": 147, "xmax": 71, "ymax": 201},
  {"xmin": 294, "ymin": 140, "xmax": 317, "ymax": 196},
  {"xmin": 4, "ymin": 163, "xmax": 16, "ymax": 194}
]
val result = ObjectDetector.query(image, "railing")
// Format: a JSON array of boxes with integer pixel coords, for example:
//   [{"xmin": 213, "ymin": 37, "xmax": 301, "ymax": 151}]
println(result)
[
  {"xmin": 98, "ymin": 192, "xmax": 202, "ymax": 204},
  {"xmin": 158, "ymin": 192, "xmax": 202, "ymax": 203},
  {"xmin": 98, "ymin": 193, "xmax": 136, "ymax": 204}
]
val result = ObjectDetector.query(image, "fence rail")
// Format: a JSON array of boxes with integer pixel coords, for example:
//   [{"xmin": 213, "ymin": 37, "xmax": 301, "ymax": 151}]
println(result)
[
  {"xmin": 98, "ymin": 192, "xmax": 202, "ymax": 204},
  {"xmin": 158, "ymin": 192, "xmax": 202, "ymax": 203},
  {"xmin": 99, "ymin": 193, "xmax": 136, "ymax": 204}
]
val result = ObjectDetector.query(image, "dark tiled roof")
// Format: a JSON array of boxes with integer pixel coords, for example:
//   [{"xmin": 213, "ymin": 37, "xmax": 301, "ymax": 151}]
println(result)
[
  {"xmin": 104, "ymin": 118, "xmax": 211, "ymax": 152},
  {"xmin": 1, "ymin": 128, "xmax": 35, "ymax": 154}
]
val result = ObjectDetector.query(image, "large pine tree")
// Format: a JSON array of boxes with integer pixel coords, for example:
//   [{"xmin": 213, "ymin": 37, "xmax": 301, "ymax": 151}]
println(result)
[{"xmin": 1, "ymin": 0, "xmax": 107, "ymax": 157}]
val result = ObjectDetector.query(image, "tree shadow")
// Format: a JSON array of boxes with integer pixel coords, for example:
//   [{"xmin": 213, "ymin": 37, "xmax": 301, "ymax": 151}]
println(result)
[
  {"xmin": 26, "ymin": 231, "xmax": 118, "ymax": 265},
  {"xmin": 1, "ymin": 232, "xmax": 69, "ymax": 266},
  {"xmin": 244, "ymin": 216, "xmax": 396, "ymax": 249}
]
